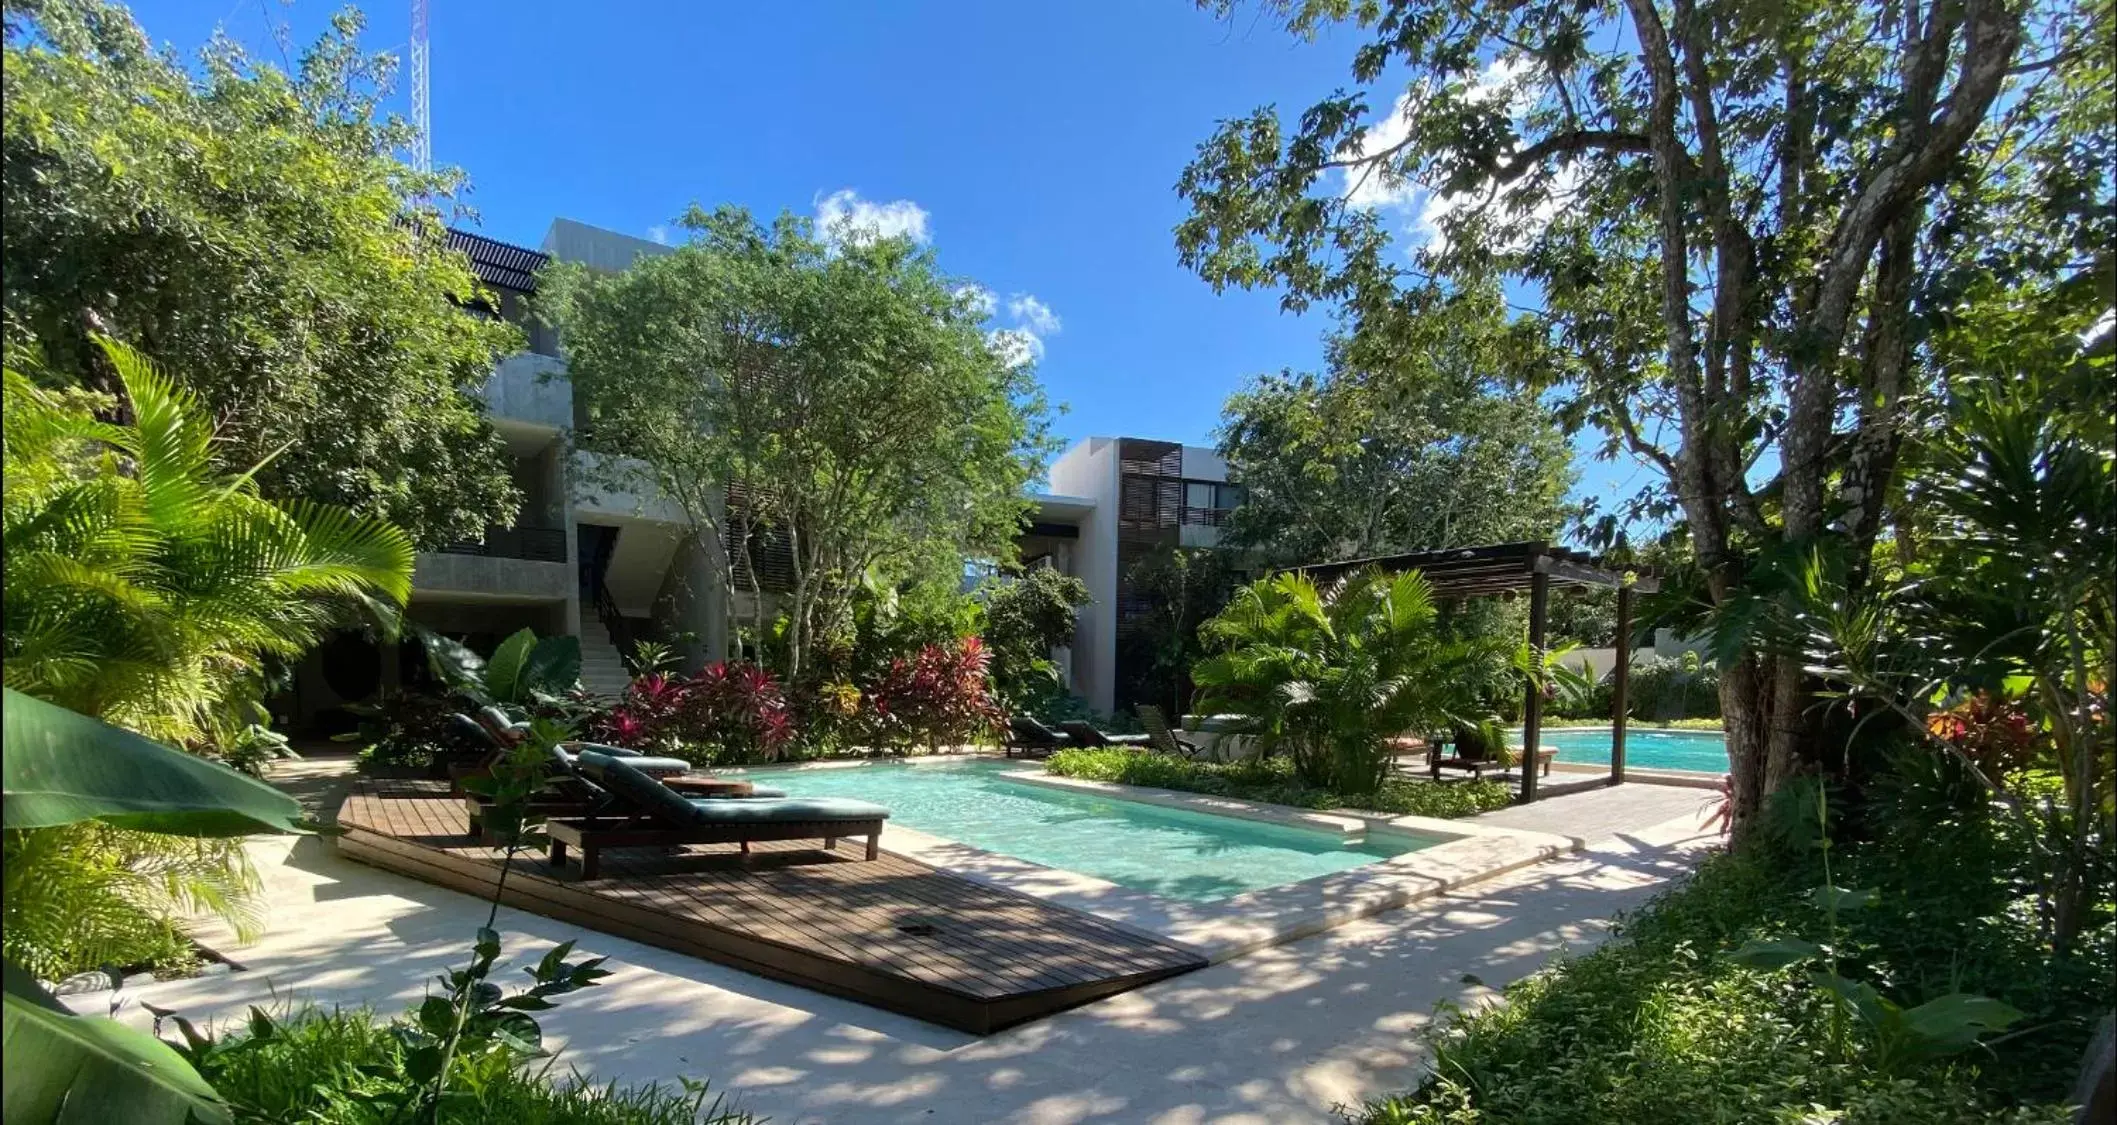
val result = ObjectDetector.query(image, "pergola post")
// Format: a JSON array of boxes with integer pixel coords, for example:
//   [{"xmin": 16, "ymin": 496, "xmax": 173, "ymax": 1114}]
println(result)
[
  {"xmin": 1519, "ymin": 568, "xmax": 1549, "ymax": 804},
  {"xmin": 1611, "ymin": 583, "xmax": 1632, "ymax": 786}
]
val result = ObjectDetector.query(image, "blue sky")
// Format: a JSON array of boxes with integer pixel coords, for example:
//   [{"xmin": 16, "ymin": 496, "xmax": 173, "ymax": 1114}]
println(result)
[{"xmin": 124, "ymin": 0, "xmax": 1655, "ymax": 519}]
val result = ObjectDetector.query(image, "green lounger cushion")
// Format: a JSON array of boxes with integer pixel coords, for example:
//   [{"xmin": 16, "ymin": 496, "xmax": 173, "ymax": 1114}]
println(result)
[
  {"xmin": 561, "ymin": 743, "xmax": 691, "ymax": 775},
  {"xmin": 680, "ymin": 797, "xmax": 889, "ymax": 823},
  {"xmin": 577, "ymin": 751, "xmax": 882, "ymax": 826}
]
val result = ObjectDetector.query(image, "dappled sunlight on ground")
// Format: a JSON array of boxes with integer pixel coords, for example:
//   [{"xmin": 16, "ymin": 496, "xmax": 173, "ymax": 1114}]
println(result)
[{"xmin": 79, "ymin": 754, "xmax": 1720, "ymax": 1124}]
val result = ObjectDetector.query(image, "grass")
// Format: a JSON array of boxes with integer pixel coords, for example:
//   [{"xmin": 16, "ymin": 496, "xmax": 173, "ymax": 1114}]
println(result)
[
  {"xmin": 1044, "ymin": 748, "xmax": 1515, "ymax": 819},
  {"xmin": 192, "ymin": 1007, "xmax": 758, "ymax": 1124},
  {"xmin": 1358, "ymin": 765, "xmax": 2113, "ymax": 1124}
]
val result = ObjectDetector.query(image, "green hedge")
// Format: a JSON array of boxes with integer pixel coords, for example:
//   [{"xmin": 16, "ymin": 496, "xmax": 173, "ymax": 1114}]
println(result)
[{"xmin": 1044, "ymin": 749, "xmax": 1514, "ymax": 819}]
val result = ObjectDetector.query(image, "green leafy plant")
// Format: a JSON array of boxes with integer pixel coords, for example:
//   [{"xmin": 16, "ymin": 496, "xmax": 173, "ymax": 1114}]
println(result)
[
  {"xmin": 2, "ymin": 340, "xmax": 415, "ymax": 746},
  {"xmin": 1727, "ymin": 782, "xmax": 2024, "ymax": 1071},
  {"xmin": 2, "ymin": 691, "xmax": 313, "ymax": 1124},
  {"xmin": 177, "ymin": 1006, "xmax": 755, "ymax": 1124},
  {"xmin": 1192, "ymin": 568, "xmax": 1500, "ymax": 794},
  {"xmin": 979, "ymin": 567, "xmax": 1091, "ymax": 710},
  {"xmin": 3, "ymin": 0, "xmax": 524, "ymax": 546}
]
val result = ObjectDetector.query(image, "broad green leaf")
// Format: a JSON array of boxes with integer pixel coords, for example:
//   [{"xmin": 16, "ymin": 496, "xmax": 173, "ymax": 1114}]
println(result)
[
  {"xmin": 1726, "ymin": 938, "xmax": 1820, "ymax": 969},
  {"xmin": 522, "ymin": 635, "xmax": 582, "ymax": 695},
  {"xmin": 1897, "ymin": 993, "xmax": 2025, "ymax": 1056},
  {"xmin": 1809, "ymin": 971, "xmax": 1891, "ymax": 1028},
  {"xmin": 0, "ymin": 993, "xmax": 230, "ymax": 1125},
  {"xmin": 1811, "ymin": 885, "xmax": 1877, "ymax": 912},
  {"xmin": 416, "ymin": 624, "xmax": 487, "ymax": 694},
  {"xmin": 484, "ymin": 628, "xmax": 537, "ymax": 703},
  {"xmin": 1, "ymin": 689, "xmax": 309, "ymax": 836}
]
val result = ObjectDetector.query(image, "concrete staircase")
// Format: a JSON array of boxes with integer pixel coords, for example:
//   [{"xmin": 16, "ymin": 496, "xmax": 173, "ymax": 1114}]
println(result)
[{"xmin": 576, "ymin": 617, "xmax": 633, "ymax": 698}]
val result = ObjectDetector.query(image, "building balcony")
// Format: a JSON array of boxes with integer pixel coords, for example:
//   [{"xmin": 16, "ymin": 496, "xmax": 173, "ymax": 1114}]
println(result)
[
  {"xmin": 481, "ymin": 352, "xmax": 572, "ymax": 431},
  {"xmin": 436, "ymin": 524, "xmax": 569, "ymax": 563}
]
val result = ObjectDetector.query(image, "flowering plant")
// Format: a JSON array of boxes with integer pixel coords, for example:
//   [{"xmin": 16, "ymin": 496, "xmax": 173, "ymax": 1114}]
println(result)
[{"xmin": 866, "ymin": 637, "xmax": 1003, "ymax": 752}]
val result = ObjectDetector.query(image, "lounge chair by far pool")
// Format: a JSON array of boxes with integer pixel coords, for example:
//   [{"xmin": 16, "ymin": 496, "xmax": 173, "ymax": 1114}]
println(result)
[
  {"xmin": 1135, "ymin": 706, "xmax": 1203, "ymax": 759},
  {"xmin": 1003, "ymin": 715, "xmax": 1074, "ymax": 758},
  {"xmin": 1057, "ymin": 720, "xmax": 1152, "ymax": 749},
  {"xmin": 547, "ymin": 751, "xmax": 889, "ymax": 879}
]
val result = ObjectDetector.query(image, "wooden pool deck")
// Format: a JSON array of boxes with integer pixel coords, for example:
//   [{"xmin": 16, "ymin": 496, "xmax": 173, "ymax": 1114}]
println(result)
[{"xmin": 333, "ymin": 780, "xmax": 1206, "ymax": 1034}]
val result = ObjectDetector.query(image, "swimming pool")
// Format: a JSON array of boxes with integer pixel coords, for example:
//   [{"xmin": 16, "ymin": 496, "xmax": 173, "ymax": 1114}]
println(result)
[
  {"xmin": 726, "ymin": 759, "xmax": 1438, "ymax": 902},
  {"xmin": 1533, "ymin": 727, "xmax": 1728, "ymax": 773}
]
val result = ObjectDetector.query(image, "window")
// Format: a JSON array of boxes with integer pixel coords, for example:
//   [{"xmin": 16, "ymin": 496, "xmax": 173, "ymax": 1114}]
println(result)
[{"xmin": 1178, "ymin": 480, "xmax": 1243, "ymax": 525}]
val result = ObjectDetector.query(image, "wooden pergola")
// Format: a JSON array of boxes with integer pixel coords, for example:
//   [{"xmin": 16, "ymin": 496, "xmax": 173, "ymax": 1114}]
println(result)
[{"xmin": 1294, "ymin": 541, "xmax": 1658, "ymax": 804}]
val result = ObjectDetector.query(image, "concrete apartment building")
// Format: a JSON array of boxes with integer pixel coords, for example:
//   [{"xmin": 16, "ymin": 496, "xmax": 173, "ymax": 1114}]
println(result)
[
  {"xmin": 1021, "ymin": 438, "xmax": 1243, "ymax": 714},
  {"xmin": 293, "ymin": 218, "xmax": 1242, "ymax": 724}
]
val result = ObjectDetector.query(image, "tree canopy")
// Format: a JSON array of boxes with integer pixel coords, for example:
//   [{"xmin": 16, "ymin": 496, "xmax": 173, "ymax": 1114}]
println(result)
[
  {"xmin": 541, "ymin": 205, "xmax": 1054, "ymax": 682},
  {"xmin": 1219, "ymin": 283, "xmax": 1574, "ymax": 564},
  {"xmin": 1176, "ymin": 0, "xmax": 2110, "ymax": 835},
  {"xmin": 2, "ymin": 0, "xmax": 522, "ymax": 547}
]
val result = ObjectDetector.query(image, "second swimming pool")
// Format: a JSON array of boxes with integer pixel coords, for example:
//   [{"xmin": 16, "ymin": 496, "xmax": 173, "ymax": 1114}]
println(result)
[
  {"xmin": 1535, "ymin": 727, "xmax": 1729, "ymax": 773},
  {"xmin": 726, "ymin": 759, "xmax": 1439, "ymax": 902}
]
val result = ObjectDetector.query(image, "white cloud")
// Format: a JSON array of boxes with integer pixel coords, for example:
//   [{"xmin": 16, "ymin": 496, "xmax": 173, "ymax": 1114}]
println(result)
[
  {"xmin": 956, "ymin": 284, "xmax": 997, "ymax": 319},
  {"xmin": 814, "ymin": 188, "xmax": 931, "ymax": 246},
  {"xmin": 986, "ymin": 328, "xmax": 1042, "ymax": 369},
  {"xmin": 1338, "ymin": 90, "xmax": 1422, "ymax": 210},
  {"xmin": 646, "ymin": 225, "xmax": 671, "ymax": 245},
  {"xmin": 1006, "ymin": 293, "xmax": 1061, "ymax": 336},
  {"xmin": 1339, "ymin": 56, "xmax": 1539, "ymax": 213}
]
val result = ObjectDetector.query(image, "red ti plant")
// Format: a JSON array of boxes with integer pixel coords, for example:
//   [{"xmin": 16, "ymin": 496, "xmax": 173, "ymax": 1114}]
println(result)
[
  {"xmin": 589, "ymin": 672, "xmax": 690, "ymax": 751},
  {"xmin": 673, "ymin": 661, "xmax": 795, "ymax": 764},
  {"xmin": 866, "ymin": 637, "xmax": 1004, "ymax": 753}
]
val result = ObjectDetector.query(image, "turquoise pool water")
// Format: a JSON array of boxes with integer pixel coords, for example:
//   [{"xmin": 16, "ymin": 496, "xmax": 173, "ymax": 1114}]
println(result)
[
  {"xmin": 726, "ymin": 760, "xmax": 1437, "ymax": 902},
  {"xmin": 1533, "ymin": 728, "xmax": 1729, "ymax": 773}
]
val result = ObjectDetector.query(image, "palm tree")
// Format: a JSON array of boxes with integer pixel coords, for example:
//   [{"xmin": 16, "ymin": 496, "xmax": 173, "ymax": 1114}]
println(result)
[
  {"xmin": 3, "ymin": 339, "xmax": 414, "ymax": 746},
  {"xmin": 3, "ymin": 340, "xmax": 415, "ymax": 983},
  {"xmin": 1191, "ymin": 567, "xmax": 1499, "ymax": 794}
]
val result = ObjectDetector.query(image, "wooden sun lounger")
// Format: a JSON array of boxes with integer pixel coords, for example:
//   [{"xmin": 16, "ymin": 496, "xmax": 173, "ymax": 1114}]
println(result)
[
  {"xmin": 545, "ymin": 751, "xmax": 887, "ymax": 879},
  {"xmin": 546, "ymin": 812, "xmax": 887, "ymax": 879}
]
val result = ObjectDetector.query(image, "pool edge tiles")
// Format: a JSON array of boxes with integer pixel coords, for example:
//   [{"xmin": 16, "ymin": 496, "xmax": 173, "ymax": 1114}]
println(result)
[{"xmin": 734, "ymin": 758, "xmax": 1578, "ymax": 962}]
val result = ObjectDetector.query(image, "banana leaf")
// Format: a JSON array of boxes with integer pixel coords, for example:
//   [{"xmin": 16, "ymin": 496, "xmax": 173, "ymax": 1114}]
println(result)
[
  {"xmin": 2, "ymin": 689, "xmax": 309, "ymax": 836},
  {"xmin": 1, "ymin": 987, "xmax": 230, "ymax": 1125}
]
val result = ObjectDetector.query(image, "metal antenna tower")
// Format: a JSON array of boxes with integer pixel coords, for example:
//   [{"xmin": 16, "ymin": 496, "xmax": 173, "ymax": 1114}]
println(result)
[{"xmin": 410, "ymin": 0, "xmax": 431, "ymax": 172}]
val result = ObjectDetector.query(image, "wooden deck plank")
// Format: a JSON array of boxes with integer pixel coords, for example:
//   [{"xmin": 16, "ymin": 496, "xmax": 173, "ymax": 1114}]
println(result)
[{"xmin": 333, "ymin": 781, "xmax": 1204, "ymax": 1033}]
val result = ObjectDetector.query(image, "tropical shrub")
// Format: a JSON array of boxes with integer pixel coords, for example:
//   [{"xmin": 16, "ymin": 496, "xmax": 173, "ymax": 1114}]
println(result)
[
  {"xmin": 2, "ymin": 822, "xmax": 245, "ymax": 981},
  {"xmin": 2, "ymin": 342, "xmax": 414, "ymax": 748},
  {"xmin": 866, "ymin": 637, "xmax": 1004, "ymax": 752},
  {"xmin": 2, "ymin": 689, "xmax": 310, "ymax": 1123},
  {"xmin": 2, "ymin": 343, "xmax": 411, "ymax": 986},
  {"xmin": 1045, "ymin": 749, "xmax": 1513, "ymax": 819},
  {"xmin": 1192, "ymin": 568, "xmax": 1500, "ymax": 794},
  {"xmin": 979, "ymin": 567, "xmax": 1091, "ymax": 709},
  {"xmin": 185, "ymin": 1006, "xmax": 757, "ymax": 1124},
  {"xmin": 1359, "ymin": 759, "xmax": 2111, "ymax": 1123},
  {"xmin": 1625, "ymin": 653, "xmax": 1722, "ymax": 720},
  {"xmin": 673, "ymin": 662, "xmax": 794, "ymax": 764},
  {"xmin": 347, "ymin": 691, "xmax": 483, "ymax": 775},
  {"xmin": 594, "ymin": 663, "xmax": 794, "ymax": 765}
]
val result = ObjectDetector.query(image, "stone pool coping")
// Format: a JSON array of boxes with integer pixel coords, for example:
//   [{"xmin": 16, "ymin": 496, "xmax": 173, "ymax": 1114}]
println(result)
[{"xmin": 732, "ymin": 757, "xmax": 1577, "ymax": 962}]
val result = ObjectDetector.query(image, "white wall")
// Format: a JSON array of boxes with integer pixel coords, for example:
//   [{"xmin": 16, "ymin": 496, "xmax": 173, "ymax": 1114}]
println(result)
[
  {"xmin": 1049, "ymin": 439, "xmax": 1120, "ymax": 712},
  {"xmin": 1557, "ymin": 647, "xmax": 1659, "ymax": 680}
]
